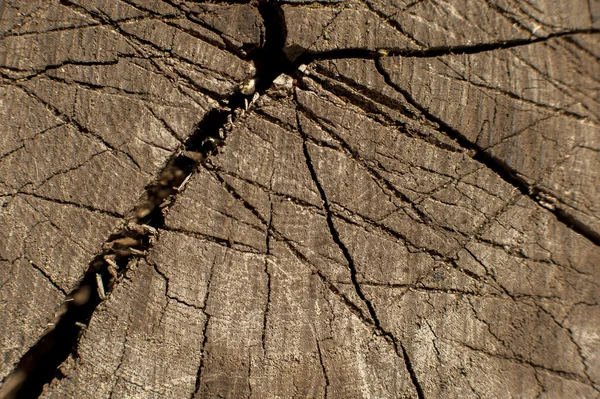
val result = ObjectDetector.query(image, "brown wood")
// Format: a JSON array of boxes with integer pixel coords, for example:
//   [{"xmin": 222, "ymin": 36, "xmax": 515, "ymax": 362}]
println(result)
[{"xmin": 0, "ymin": 1, "xmax": 598, "ymax": 398}]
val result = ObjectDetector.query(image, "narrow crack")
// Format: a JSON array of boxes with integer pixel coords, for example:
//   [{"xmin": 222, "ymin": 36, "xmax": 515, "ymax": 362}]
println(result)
[
  {"xmin": 20, "ymin": 192, "xmax": 124, "ymax": 219},
  {"xmin": 2, "ymin": 2, "xmax": 596, "ymax": 398},
  {"xmin": 28, "ymin": 260, "xmax": 68, "ymax": 297},
  {"xmin": 293, "ymin": 28, "xmax": 600, "ymax": 64},
  {"xmin": 392, "ymin": 29, "xmax": 600, "ymax": 58},
  {"xmin": 373, "ymin": 58, "xmax": 600, "ymax": 246},
  {"xmin": 261, "ymin": 200, "xmax": 274, "ymax": 355},
  {"xmin": 189, "ymin": 254, "xmax": 218, "ymax": 399},
  {"xmin": 298, "ymin": 111, "xmax": 426, "ymax": 399},
  {"xmin": 314, "ymin": 337, "xmax": 330, "ymax": 399}
]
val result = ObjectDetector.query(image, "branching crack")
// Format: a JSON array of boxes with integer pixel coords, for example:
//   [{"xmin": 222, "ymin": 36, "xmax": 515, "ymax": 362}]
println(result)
[
  {"xmin": 0, "ymin": 13, "xmax": 263, "ymax": 399},
  {"xmin": 298, "ymin": 107, "xmax": 426, "ymax": 399},
  {"xmin": 1, "ymin": 1, "xmax": 597, "ymax": 398},
  {"xmin": 373, "ymin": 58, "xmax": 600, "ymax": 246}
]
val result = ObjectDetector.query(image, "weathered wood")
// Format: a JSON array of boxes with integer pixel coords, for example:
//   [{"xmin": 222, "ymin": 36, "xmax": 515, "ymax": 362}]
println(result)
[
  {"xmin": 0, "ymin": 1, "xmax": 257, "ymax": 396},
  {"xmin": 1, "ymin": 1, "xmax": 598, "ymax": 398}
]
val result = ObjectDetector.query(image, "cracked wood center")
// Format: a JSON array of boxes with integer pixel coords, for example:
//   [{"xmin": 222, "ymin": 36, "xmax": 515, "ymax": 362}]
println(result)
[{"xmin": 0, "ymin": 1, "xmax": 598, "ymax": 398}]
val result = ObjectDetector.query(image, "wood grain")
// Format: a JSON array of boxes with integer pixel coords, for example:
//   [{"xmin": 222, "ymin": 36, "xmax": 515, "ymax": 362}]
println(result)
[{"xmin": 0, "ymin": 1, "xmax": 598, "ymax": 398}]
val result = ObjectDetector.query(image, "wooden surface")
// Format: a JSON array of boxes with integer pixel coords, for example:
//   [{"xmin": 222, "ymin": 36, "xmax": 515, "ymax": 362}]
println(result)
[{"xmin": 0, "ymin": 1, "xmax": 598, "ymax": 398}]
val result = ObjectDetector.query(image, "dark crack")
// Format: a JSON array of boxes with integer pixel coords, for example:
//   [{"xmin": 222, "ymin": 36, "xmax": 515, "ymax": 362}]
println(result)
[
  {"xmin": 291, "ymin": 29, "xmax": 600, "ymax": 65},
  {"xmin": 373, "ymin": 58, "xmax": 600, "ymax": 246},
  {"xmin": 399, "ymin": 342, "xmax": 426, "ymax": 399},
  {"xmin": 28, "ymin": 260, "xmax": 68, "ymax": 297},
  {"xmin": 2, "ymin": 1, "xmax": 597, "ymax": 397},
  {"xmin": 261, "ymin": 200, "xmax": 274, "ymax": 354},
  {"xmin": 189, "ymin": 237, "xmax": 218, "ymax": 399},
  {"xmin": 0, "ymin": 5, "xmax": 275, "ymax": 395},
  {"xmin": 20, "ymin": 192, "xmax": 124, "ymax": 219},
  {"xmin": 314, "ymin": 337, "xmax": 330, "ymax": 399},
  {"xmin": 298, "ymin": 107, "xmax": 426, "ymax": 399}
]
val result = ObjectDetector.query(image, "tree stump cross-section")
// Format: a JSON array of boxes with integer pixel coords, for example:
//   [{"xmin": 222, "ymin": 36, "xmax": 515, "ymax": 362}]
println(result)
[{"xmin": 0, "ymin": 1, "xmax": 598, "ymax": 398}]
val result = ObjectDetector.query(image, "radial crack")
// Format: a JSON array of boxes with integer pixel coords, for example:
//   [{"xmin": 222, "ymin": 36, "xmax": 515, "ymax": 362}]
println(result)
[
  {"xmin": 373, "ymin": 58, "xmax": 600, "ymax": 246},
  {"xmin": 298, "ymin": 108, "xmax": 426, "ymax": 399}
]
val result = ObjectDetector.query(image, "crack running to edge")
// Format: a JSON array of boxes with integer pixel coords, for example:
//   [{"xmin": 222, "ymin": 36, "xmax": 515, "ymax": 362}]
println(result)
[
  {"xmin": 0, "ymin": 1, "xmax": 292, "ymax": 397},
  {"xmin": 291, "ymin": 24, "xmax": 600, "ymax": 245},
  {"xmin": 294, "ymin": 28, "xmax": 600, "ymax": 63},
  {"xmin": 371, "ymin": 57, "xmax": 600, "ymax": 246},
  {"xmin": 0, "ymin": 91, "xmax": 244, "ymax": 399}
]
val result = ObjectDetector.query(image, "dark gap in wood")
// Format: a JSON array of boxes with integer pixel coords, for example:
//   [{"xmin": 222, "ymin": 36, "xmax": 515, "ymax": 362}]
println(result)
[
  {"xmin": 252, "ymin": 0, "xmax": 294, "ymax": 90},
  {"xmin": 300, "ymin": 48, "xmax": 379, "ymax": 63},
  {"xmin": 1, "ymin": 1, "xmax": 293, "ymax": 395},
  {"xmin": 1, "ymin": 112, "xmax": 245, "ymax": 397},
  {"xmin": 550, "ymin": 205, "xmax": 600, "ymax": 246},
  {"xmin": 2, "ymin": 120, "xmax": 239, "ymax": 399},
  {"xmin": 188, "ymin": 2, "xmax": 291, "ymax": 396},
  {"xmin": 400, "ymin": 342, "xmax": 426, "ymax": 399},
  {"xmin": 4, "ymin": 3, "xmax": 594, "ymax": 399},
  {"xmin": 395, "ymin": 28, "xmax": 600, "ymax": 58},
  {"xmin": 1, "ymin": 117, "xmax": 242, "ymax": 397},
  {"xmin": 293, "ymin": 28, "xmax": 599, "ymax": 63},
  {"xmin": 4, "ymin": 237, "xmax": 147, "ymax": 399}
]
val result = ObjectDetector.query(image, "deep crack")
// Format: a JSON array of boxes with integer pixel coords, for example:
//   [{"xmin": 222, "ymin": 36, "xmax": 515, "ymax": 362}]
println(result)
[
  {"xmin": 1, "ymin": 1, "xmax": 596, "ymax": 398},
  {"xmin": 0, "ymin": 1, "xmax": 290, "ymax": 395}
]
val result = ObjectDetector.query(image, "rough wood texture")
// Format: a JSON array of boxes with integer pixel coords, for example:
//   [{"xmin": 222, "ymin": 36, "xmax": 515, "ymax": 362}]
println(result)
[{"xmin": 1, "ymin": 1, "xmax": 598, "ymax": 398}]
